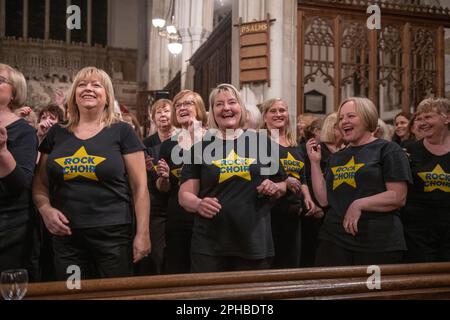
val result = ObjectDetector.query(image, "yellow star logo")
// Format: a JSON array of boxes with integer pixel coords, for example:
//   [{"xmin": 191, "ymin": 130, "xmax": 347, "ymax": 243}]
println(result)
[
  {"xmin": 331, "ymin": 156, "xmax": 365, "ymax": 190},
  {"xmin": 280, "ymin": 152, "xmax": 305, "ymax": 180},
  {"xmin": 212, "ymin": 149, "xmax": 256, "ymax": 183},
  {"xmin": 418, "ymin": 164, "xmax": 450, "ymax": 192},
  {"xmin": 171, "ymin": 166, "xmax": 183, "ymax": 180},
  {"xmin": 54, "ymin": 146, "xmax": 106, "ymax": 181}
]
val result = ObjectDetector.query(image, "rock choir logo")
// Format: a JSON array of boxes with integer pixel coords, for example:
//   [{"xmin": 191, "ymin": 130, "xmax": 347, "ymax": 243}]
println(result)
[
  {"xmin": 171, "ymin": 166, "xmax": 183, "ymax": 180},
  {"xmin": 54, "ymin": 146, "xmax": 106, "ymax": 181},
  {"xmin": 280, "ymin": 153, "xmax": 304, "ymax": 180},
  {"xmin": 331, "ymin": 156, "xmax": 365, "ymax": 190},
  {"xmin": 418, "ymin": 164, "xmax": 450, "ymax": 192},
  {"xmin": 213, "ymin": 150, "xmax": 256, "ymax": 183}
]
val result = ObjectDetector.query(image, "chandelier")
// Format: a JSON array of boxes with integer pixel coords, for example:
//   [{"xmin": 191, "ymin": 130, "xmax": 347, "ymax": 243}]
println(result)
[{"xmin": 152, "ymin": 1, "xmax": 182, "ymax": 56}]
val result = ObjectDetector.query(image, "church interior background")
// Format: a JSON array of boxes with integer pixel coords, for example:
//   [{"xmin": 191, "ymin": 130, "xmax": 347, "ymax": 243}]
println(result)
[{"xmin": 1, "ymin": 0, "xmax": 449, "ymax": 129}]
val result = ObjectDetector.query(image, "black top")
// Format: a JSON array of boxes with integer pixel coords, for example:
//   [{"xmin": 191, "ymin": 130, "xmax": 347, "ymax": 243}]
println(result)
[
  {"xmin": 143, "ymin": 133, "xmax": 161, "ymax": 149},
  {"xmin": 320, "ymin": 139, "xmax": 412, "ymax": 252},
  {"xmin": 159, "ymin": 134, "xmax": 194, "ymax": 231},
  {"xmin": 0, "ymin": 119, "xmax": 38, "ymax": 232},
  {"xmin": 181, "ymin": 130, "xmax": 286, "ymax": 259},
  {"xmin": 406, "ymin": 140, "xmax": 450, "ymax": 211},
  {"xmin": 145, "ymin": 143, "xmax": 169, "ymax": 218},
  {"xmin": 39, "ymin": 122, "xmax": 145, "ymax": 229},
  {"xmin": 272, "ymin": 144, "xmax": 307, "ymax": 216}
]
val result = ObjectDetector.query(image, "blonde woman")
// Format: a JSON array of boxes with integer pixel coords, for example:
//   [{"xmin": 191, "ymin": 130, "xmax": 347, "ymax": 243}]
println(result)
[
  {"xmin": 403, "ymin": 98, "xmax": 450, "ymax": 262},
  {"xmin": 261, "ymin": 98, "xmax": 316, "ymax": 268},
  {"xmin": 179, "ymin": 84, "xmax": 286, "ymax": 273},
  {"xmin": 307, "ymin": 97, "xmax": 412, "ymax": 266},
  {"xmin": 0, "ymin": 64, "xmax": 38, "ymax": 272},
  {"xmin": 33, "ymin": 67, "xmax": 150, "ymax": 280}
]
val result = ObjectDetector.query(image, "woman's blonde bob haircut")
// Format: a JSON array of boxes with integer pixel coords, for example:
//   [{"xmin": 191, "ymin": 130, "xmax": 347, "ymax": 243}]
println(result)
[
  {"xmin": 171, "ymin": 90, "xmax": 207, "ymax": 128},
  {"xmin": 0, "ymin": 63, "xmax": 27, "ymax": 110},
  {"xmin": 337, "ymin": 97, "xmax": 378, "ymax": 133},
  {"xmin": 260, "ymin": 98, "xmax": 297, "ymax": 147},
  {"xmin": 207, "ymin": 83, "xmax": 247, "ymax": 130},
  {"xmin": 320, "ymin": 112, "xmax": 339, "ymax": 144},
  {"xmin": 65, "ymin": 67, "xmax": 117, "ymax": 132},
  {"xmin": 416, "ymin": 97, "xmax": 450, "ymax": 116}
]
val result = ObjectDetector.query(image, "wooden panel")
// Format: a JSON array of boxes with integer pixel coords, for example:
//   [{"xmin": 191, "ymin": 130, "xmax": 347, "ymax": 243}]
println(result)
[
  {"xmin": 241, "ymin": 33, "xmax": 266, "ymax": 46},
  {"xmin": 240, "ymin": 45, "xmax": 267, "ymax": 58},
  {"xmin": 26, "ymin": 262, "xmax": 450, "ymax": 300},
  {"xmin": 240, "ymin": 57, "xmax": 268, "ymax": 70},
  {"xmin": 240, "ymin": 69, "xmax": 268, "ymax": 83}
]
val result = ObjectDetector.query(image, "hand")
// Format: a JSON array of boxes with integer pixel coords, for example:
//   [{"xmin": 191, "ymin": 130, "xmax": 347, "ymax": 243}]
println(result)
[
  {"xmin": 312, "ymin": 207, "xmax": 325, "ymax": 219},
  {"xmin": 303, "ymin": 198, "xmax": 317, "ymax": 217},
  {"xmin": 18, "ymin": 106, "xmax": 33, "ymax": 117},
  {"xmin": 286, "ymin": 177, "xmax": 301, "ymax": 194},
  {"xmin": 257, "ymin": 179, "xmax": 280, "ymax": 197},
  {"xmin": 156, "ymin": 159, "xmax": 170, "ymax": 178},
  {"xmin": 37, "ymin": 119, "xmax": 56, "ymax": 139},
  {"xmin": 0, "ymin": 126, "xmax": 7, "ymax": 152},
  {"xmin": 145, "ymin": 156, "xmax": 154, "ymax": 171},
  {"xmin": 133, "ymin": 232, "xmax": 151, "ymax": 263},
  {"xmin": 39, "ymin": 205, "xmax": 72, "ymax": 236},
  {"xmin": 343, "ymin": 200, "xmax": 363, "ymax": 236},
  {"xmin": 306, "ymin": 138, "xmax": 321, "ymax": 164},
  {"xmin": 196, "ymin": 197, "xmax": 221, "ymax": 219}
]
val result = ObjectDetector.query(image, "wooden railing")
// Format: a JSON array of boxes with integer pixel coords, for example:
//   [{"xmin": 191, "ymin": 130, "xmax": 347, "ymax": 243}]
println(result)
[{"xmin": 26, "ymin": 263, "xmax": 450, "ymax": 300}]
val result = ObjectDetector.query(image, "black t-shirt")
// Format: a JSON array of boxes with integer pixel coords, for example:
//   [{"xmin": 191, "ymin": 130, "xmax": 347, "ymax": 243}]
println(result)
[
  {"xmin": 143, "ymin": 133, "xmax": 161, "ymax": 149},
  {"xmin": 181, "ymin": 130, "xmax": 286, "ymax": 259},
  {"xmin": 39, "ymin": 122, "xmax": 144, "ymax": 229},
  {"xmin": 320, "ymin": 139, "xmax": 412, "ymax": 252},
  {"xmin": 159, "ymin": 134, "xmax": 194, "ymax": 231},
  {"xmin": 146, "ymin": 143, "xmax": 169, "ymax": 218},
  {"xmin": 0, "ymin": 119, "xmax": 38, "ymax": 231},
  {"xmin": 405, "ymin": 140, "xmax": 450, "ymax": 213},
  {"xmin": 272, "ymin": 144, "xmax": 307, "ymax": 216}
]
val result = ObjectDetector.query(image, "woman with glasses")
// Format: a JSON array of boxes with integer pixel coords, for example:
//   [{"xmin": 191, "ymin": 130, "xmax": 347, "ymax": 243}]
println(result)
[
  {"xmin": 156, "ymin": 90, "xmax": 207, "ymax": 274},
  {"xmin": 179, "ymin": 84, "xmax": 286, "ymax": 273},
  {"xmin": 403, "ymin": 98, "xmax": 450, "ymax": 263},
  {"xmin": 0, "ymin": 64, "xmax": 38, "ymax": 273}
]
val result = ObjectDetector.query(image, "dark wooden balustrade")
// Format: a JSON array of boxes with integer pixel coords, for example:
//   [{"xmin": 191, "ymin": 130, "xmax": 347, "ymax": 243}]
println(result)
[{"xmin": 25, "ymin": 263, "xmax": 450, "ymax": 300}]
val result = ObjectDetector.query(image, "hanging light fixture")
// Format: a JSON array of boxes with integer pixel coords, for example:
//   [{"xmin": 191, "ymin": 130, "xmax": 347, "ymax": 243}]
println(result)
[{"xmin": 152, "ymin": 1, "xmax": 182, "ymax": 55}]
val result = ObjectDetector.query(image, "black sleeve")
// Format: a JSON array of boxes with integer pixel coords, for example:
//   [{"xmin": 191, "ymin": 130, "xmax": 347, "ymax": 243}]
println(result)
[
  {"xmin": 0, "ymin": 127, "xmax": 38, "ymax": 197},
  {"xmin": 267, "ymin": 137, "xmax": 287, "ymax": 183},
  {"xmin": 180, "ymin": 142, "xmax": 202, "ymax": 183},
  {"xmin": 120, "ymin": 122, "xmax": 145, "ymax": 155},
  {"xmin": 381, "ymin": 142, "xmax": 413, "ymax": 184}
]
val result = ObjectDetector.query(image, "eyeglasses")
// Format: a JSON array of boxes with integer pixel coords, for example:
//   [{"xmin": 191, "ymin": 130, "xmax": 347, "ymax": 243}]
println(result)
[
  {"xmin": 0, "ymin": 75, "xmax": 12, "ymax": 85},
  {"xmin": 174, "ymin": 100, "xmax": 195, "ymax": 109}
]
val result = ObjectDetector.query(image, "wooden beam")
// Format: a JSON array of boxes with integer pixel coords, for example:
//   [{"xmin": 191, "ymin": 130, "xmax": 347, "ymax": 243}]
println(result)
[
  {"xmin": 333, "ymin": 15, "xmax": 342, "ymax": 111},
  {"xmin": 402, "ymin": 23, "xmax": 411, "ymax": 114},
  {"xmin": 436, "ymin": 25, "xmax": 445, "ymax": 97},
  {"xmin": 368, "ymin": 28, "xmax": 378, "ymax": 107}
]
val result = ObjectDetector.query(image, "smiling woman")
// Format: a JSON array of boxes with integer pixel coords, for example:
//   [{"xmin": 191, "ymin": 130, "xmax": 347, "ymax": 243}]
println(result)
[
  {"xmin": 306, "ymin": 97, "xmax": 413, "ymax": 267},
  {"xmin": 32, "ymin": 66, "xmax": 150, "ymax": 281}
]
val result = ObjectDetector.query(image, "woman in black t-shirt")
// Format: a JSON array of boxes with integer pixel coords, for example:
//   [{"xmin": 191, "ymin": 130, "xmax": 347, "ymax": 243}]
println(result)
[
  {"xmin": 307, "ymin": 97, "xmax": 412, "ymax": 266},
  {"xmin": 179, "ymin": 84, "xmax": 286, "ymax": 273},
  {"xmin": 0, "ymin": 64, "xmax": 38, "ymax": 273},
  {"xmin": 156, "ymin": 90, "xmax": 207, "ymax": 274},
  {"xmin": 403, "ymin": 98, "xmax": 450, "ymax": 262},
  {"xmin": 33, "ymin": 67, "xmax": 150, "ymax": 280},
  {"xmin": 136, "ymin": 99, "xmax": 175, "ymax": 276},
  {"xmin": 261, "ymin": 98, "xmax": 316, "ymax": 268}
]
